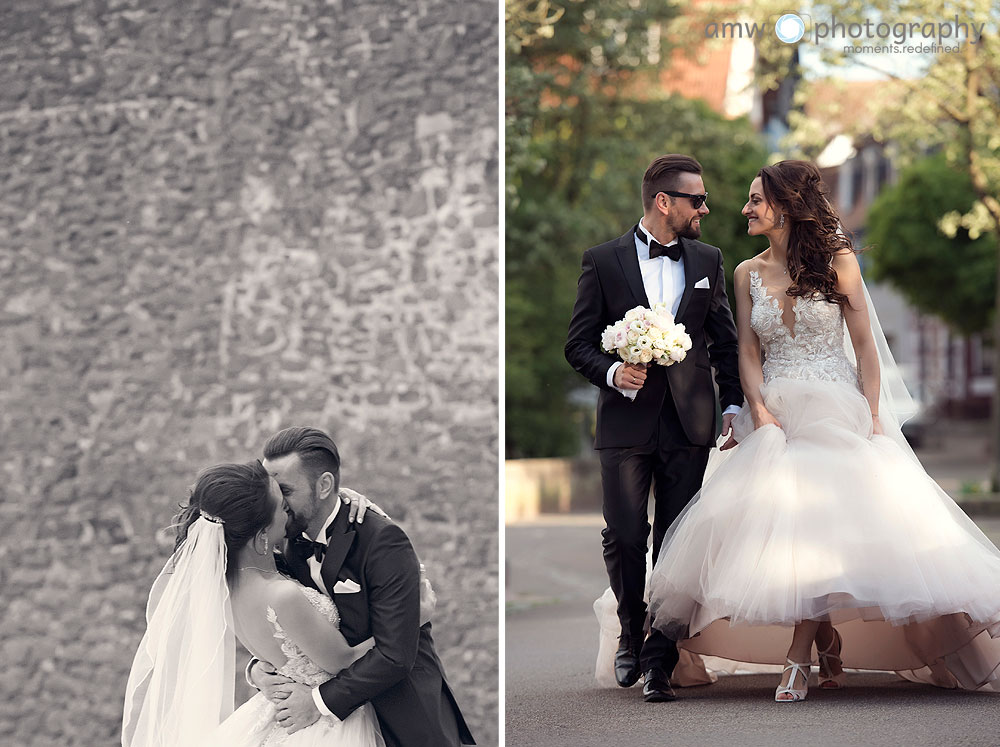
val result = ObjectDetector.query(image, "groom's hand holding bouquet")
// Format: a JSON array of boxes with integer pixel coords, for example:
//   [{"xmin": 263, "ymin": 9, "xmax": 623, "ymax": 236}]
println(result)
[{"xmin": 601, "ymin": 303, "xmax": 692, "ymax": 395}]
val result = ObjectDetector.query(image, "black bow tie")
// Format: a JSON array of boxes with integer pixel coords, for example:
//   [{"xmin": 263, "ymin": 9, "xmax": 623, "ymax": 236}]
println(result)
[
  {"xmin": 649, "ymin": 240, "xmax": 681, "ymax": 262},
  {"xmin": 636, "ymin": 225, "xmax": 682, "ymax": 261},
  {"xmin": 290, "ymin": 535, "xmax": 327, "ymax": 563}
]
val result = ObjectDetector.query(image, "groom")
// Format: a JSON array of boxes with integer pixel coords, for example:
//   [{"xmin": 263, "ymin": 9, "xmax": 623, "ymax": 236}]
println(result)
[
  {"xmin": 565, "ymin": 154, "xmax": 742, "ymax": 702},
  {"xmin": 249, "ymin": 426, "xmax": 474, "ymax": 746}
]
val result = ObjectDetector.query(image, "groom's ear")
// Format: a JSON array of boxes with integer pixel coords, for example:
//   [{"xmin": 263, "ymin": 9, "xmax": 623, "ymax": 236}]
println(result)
[{"xmin": 316, "ymin": 471, "xmax": 336, "ymax": 500}]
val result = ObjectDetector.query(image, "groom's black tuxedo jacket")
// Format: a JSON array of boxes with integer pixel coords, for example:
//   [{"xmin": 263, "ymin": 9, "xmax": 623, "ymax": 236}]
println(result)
[
  {"xmin": 283, "ymin": 508, "xmax": 474, "ymax": 747},
  {"xmin": 565, "ymin": 228, "xmax": 743, "ymax": 448}
]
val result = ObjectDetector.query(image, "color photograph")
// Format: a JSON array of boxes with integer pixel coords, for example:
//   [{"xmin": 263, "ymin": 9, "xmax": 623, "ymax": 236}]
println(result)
[{"xmin": 506, "ymin": 1, "xmax": 1000, "ymax": 745}]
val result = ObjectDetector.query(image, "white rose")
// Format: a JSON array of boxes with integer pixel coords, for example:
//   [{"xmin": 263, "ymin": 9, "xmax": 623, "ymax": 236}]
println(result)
[
  {"xmin": 624, "ymin": 308, "xmax": 642, "ymax": 322},
  {"xmin": 626, "ymin": 345, "xmax": 643, "ymax": 363},
  {"xmin": 601, "ymin": 327, "xmax": 616, "ymax": 352},
  {"xmin": 669, "ymin": 348, "xmax": 686, "ymax": 362},
  {"xmin": 626, "ymin": 329, "xmax": 639, "ymax": 344},
  {"xmin": 639, "ymin": 348, "xmax": 654, "ymax": 364},
  {"xmin": 637, "ymin": 336, "xmax": 652, "ymax": 349}
]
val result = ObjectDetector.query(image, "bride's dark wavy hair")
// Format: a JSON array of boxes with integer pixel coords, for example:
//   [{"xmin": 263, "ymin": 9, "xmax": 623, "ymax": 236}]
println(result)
[
  {"xmin": 172, "ymin": 461, "xmax": 273, "ymax": 577},
  {"xmin": 758, "ymin": 160, "xmax": 856, "ymax": 307}
]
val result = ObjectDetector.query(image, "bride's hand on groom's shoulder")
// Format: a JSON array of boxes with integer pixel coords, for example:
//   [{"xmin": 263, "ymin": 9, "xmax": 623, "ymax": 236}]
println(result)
[{"xmin": 339, "ymin": 487, "xmax": 389, "ymax": 524}]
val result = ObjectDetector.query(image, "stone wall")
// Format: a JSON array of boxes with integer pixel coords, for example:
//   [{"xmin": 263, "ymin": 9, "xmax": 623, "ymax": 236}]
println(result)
[{"xmin": 0, "ymin": 1, "xmax": 498, "ymax": 744}]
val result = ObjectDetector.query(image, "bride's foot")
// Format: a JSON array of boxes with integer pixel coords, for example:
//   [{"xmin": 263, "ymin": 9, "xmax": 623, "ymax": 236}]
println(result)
[
  {"xmin": 775, "ymin": 659, "xmax": 811, "ymax": 702},
  {"xmin": 816, "ymin": 628, "xmax": 846, "ymax": 690}
]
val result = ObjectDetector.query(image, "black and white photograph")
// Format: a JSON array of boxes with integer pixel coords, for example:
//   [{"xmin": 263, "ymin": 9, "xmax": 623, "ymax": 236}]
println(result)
[{"xmin": 0, "ymin": 1, "xmax": 498, "ymax": 745}]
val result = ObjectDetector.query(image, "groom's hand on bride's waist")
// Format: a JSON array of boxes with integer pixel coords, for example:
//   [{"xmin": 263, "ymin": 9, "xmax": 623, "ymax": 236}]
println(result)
[
  {"xmin": 613, "ymin": 362, "xmax": 648, "ymax": 391},
  {"xmin": 273, "ymin": 683, "xmax": 322, "ymax": 734},
  {"xmin": 250, "ymin": 661, "xmax": 294, "ymax": 700},
  {"xmin": 339, "ymin": 487, "xmax": 389, "ymax": 524}
]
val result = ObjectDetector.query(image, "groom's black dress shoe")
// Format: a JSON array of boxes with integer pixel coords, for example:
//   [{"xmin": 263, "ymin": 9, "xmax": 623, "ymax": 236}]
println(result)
[
  {"xmin": 614, "ymin": 637, "xmax": 642, "ymax": 688},
  {"xmin": 642, "ymin": 668, "xmax": 677, "ymax": 702}
]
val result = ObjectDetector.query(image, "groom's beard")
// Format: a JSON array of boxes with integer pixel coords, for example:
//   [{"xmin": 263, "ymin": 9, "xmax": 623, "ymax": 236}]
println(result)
[
  {"xmin": 283, "ymin": 485, "xmax": 328, "ymax": 540},
  {"xmin": 671, "ymin": 214, "xmax": 702, "ymax": 240}
]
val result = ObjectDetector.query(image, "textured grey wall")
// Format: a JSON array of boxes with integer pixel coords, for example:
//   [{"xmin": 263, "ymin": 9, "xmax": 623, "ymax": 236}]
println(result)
[{"xmin": 0, "ymin": 1, "xmax": 498, "ymax": 744}]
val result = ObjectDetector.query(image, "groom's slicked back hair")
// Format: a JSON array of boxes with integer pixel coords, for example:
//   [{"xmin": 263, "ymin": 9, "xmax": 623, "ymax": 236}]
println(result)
[
  {"xmin": 642, "ymin": 154, "xmax": 703, "ymax": 210},
  {"xmin": 263, "ymin": 426, "xmax": 341, "ymax": 491}
]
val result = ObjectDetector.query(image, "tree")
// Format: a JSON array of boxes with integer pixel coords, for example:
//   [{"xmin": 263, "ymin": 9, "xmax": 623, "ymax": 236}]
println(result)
[
  {"xmin": 506, "ymin": 1, "xmax": 767, "ymax": 457},
  {"xmin": 866, "ymin": 154, "xmax": 996, "ymax": 336}
]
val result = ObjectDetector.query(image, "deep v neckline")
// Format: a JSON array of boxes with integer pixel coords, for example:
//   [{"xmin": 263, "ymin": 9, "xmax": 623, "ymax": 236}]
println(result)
[{"xmin": 750, "ymin": 269, "xmax": 800, "ymax": 339}]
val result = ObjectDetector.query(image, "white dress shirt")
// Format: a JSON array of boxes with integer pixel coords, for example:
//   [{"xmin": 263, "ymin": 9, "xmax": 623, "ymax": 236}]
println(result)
[{"xmin": 306, "ymin": 498, "xmax": 340, "ymax": 596}]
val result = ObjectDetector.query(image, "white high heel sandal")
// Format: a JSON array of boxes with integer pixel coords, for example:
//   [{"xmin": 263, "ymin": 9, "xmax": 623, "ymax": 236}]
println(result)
[
  {"xmin": 775, "ymin": 659, "xmax": 811, "ymax": 702},
  {"xmin": 817, "ymin": 628, "xmax": 847, "ymax": 690}
]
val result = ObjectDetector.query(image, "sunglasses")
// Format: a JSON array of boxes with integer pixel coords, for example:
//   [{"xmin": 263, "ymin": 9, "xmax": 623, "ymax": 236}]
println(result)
[{"xmin": 661, "ymin": 190, "xmax": 709, "ymax": 209}]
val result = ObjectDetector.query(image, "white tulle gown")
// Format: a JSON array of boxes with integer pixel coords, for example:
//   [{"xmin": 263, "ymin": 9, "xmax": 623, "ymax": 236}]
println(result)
[
  {"xmin": 213, "ymin": 587, "xmax": 385, "ymax": 747},
  {"xmin": 599, "ymin": 270, "xmax": 1000, "ymax": 691}
]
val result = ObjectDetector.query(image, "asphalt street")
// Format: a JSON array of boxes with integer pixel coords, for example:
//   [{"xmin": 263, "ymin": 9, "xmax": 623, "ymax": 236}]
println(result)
[{"xmin": 505, "ymin": 515, "xmax": 1000, "ymax": 747}]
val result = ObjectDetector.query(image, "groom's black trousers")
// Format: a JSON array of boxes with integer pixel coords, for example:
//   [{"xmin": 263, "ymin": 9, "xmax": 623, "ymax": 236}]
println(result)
[{"xmin": 598, "ymin": 399, "xmax": 711, "ymax": 675}]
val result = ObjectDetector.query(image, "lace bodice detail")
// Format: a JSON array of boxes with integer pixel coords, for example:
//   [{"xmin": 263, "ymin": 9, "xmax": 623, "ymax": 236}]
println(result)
[
  {"xmin": 267, "ymin": 586, "xmax": 341, "ymax": 688},
  {"xmin": 748, "ymin": 270, "xmax": 858, "ymax": 386}
]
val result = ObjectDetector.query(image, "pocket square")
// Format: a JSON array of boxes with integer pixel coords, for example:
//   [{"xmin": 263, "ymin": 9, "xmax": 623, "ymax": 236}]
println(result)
[
  {"xmin": 333, "ymin": 579, "xmax": 362, "ymax": 594},
  {"xmin": 694, "ymin": 276, "xmax": 711, "ymax": 289}
]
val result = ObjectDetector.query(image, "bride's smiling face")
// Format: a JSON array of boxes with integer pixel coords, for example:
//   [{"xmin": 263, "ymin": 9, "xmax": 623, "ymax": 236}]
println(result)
[{"xmin": 742, "ymin": 177, "xmax": 780, "ymax": 236}]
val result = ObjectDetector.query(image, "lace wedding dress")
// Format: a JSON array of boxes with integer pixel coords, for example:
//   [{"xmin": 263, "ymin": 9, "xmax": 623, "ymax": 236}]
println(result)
[
  {"xmin": 212, "ymin": 586, "xmax": 385, "ymax": 746},
  {"xmin": 599, "ymin": 270, "xmax": 1000, "ymax": 690}
]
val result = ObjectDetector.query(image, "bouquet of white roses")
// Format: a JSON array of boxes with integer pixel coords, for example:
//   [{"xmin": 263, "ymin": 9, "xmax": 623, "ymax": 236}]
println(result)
[{"xmin": 600, "ymin": 302, "xmax": 692, "ymax": 366}]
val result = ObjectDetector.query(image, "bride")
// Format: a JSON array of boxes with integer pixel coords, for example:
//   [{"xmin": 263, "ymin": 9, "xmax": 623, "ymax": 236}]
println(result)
[
  {"xmin": 601, "ymin": 160, "xmax": 1000, "ymax": 702},
  {"xmin": 121, "ymin": 461, "xmax": 423, "ymax": 745}
]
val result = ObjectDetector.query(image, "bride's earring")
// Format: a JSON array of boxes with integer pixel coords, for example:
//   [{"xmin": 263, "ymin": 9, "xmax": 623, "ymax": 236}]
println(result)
[
  {"xmin": 778, "ymin": 214, "xmax": 785, "ymax": 228},
  {"xmin": 255, "ymin": 532, "xmax": 269, "ymax": 556}
]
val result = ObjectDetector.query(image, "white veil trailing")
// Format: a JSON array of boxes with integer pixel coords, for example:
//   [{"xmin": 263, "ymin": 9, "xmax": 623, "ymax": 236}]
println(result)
[
  {"xmin": 121, "ymin": 515, "xmax": 235, "ymax": 747},
  {"xmin": 843, "ymin": 276, "xmax": 920, "ymax": 460}
]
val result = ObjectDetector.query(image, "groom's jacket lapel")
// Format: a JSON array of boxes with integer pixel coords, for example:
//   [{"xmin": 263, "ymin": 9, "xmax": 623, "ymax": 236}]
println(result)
[{"xmin": 614, "ymin": 228, "xmax": 650, "ymax": 309}]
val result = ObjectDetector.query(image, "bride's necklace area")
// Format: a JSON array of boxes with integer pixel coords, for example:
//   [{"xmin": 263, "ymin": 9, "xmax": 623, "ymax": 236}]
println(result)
[{"xmin": 767, "ymin": 246, "xmax": 789, "ymax": 276}]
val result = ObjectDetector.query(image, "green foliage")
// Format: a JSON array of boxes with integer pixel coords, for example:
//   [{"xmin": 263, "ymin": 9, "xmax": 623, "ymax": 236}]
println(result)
[
  {"xmin": 866, "ymin": 154, "xmax": 996, "ymax": 335},
  {"xmin": 506, "ymin": 1, "xmax": 768, "ymax": 457}
]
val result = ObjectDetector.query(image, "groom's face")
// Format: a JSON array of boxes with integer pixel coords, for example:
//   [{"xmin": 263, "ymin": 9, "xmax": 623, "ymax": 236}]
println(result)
[
  {"xmin": 262, "ymin": 452, "xmax": 321, "ymax": 539},
  {"xmin": 665, "ymin": 172, "xmax": 710, "ymax": 240}
]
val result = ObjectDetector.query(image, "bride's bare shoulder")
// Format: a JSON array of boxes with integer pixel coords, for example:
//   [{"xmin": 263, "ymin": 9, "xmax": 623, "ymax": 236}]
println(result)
[
  {"xmin": 735, "ymin": 253, "xmax": 766, "ymax": 281},
  {"xmin": 832, "ymin": 248, "xmax": 861, "ymax": 275}
]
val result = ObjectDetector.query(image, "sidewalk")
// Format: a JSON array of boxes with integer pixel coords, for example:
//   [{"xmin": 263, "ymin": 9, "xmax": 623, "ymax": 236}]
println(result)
[
  {"xmin": 911, "ymin": 417, "xmax": 999, "ymax": 514},
  {"xmin": 505, "ymin": 517, "xmax": 1000, "ymax": 747}
]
